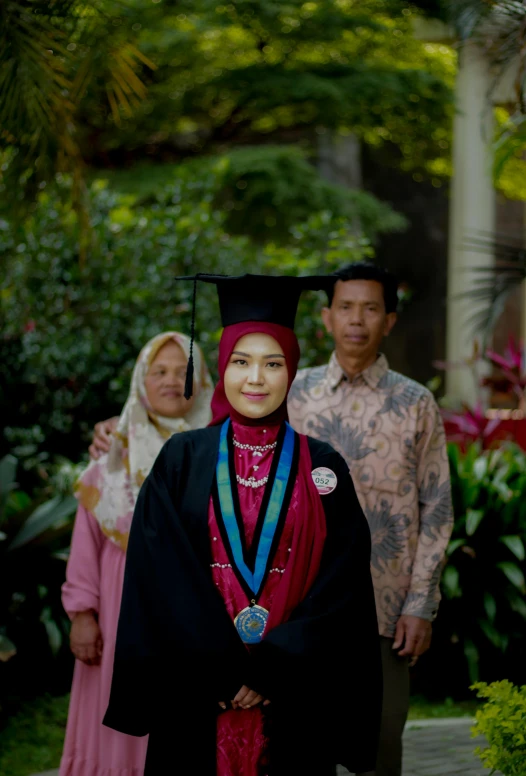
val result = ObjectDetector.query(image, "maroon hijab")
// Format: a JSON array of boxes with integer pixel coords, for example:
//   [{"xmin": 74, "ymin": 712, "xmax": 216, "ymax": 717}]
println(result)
[{"xmin": 210, "ymin": 321, "xmax": 300, "ymax": 426}]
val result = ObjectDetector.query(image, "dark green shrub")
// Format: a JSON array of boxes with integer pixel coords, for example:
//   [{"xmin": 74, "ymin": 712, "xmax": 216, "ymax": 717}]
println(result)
[
  {"xmin": 0, "ymin": 454, "xmax": 78, "ymax": 705},
  {"xmin": 1, "ymin": 163, "xmax": 384, "ymax": 462},
  {"xmin": 416, "ymin": 442, "xmax": 526, "ymax": 698}
]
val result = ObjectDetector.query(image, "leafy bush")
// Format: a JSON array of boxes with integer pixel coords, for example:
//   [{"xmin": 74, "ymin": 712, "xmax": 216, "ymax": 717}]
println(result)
[
  {"xmin": 0, "ymin": 454, "xmax": 78, "ymax": 706},
  {"xmin": 472, "ymin": 681, "xmax": 526, "ymax": 776},
  {"xmin": 419, "ymin": 443, "xmax": 526, "ymax": 698},
  {"xmin": 1, "ymin": 159, "xmax": 393, "ymax": 462}
]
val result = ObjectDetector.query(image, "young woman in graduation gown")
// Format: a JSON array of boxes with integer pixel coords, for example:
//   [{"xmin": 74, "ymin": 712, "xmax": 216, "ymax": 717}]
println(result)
[{"xmin": 104, "ymin": 275, "xmax": 382, "ymax": 775}]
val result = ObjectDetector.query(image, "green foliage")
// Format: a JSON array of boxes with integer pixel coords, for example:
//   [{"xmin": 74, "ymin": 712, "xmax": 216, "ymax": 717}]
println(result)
[
  {"xmin": 493, "ymin": 107, "xmax": 526, "ymax": 199},
  {"xmin": 408, "ymin": 694, "xmax": 479, "ymax": 719},
  {"xmin": 106, "ymin": 0, "xmax": 455, "ymax": 175},
  {"xmin": 0, "ymin": 693, "xmax": 69, "ymax": 774},
  {"xmin": 472, "ymin": 680, "xmax": 526, "ymax": 776},
  {"xmin": 441, "ymin": 443, "xmax": 526, "ymax": 684},
  {"xmin": 1, "ymin": 0, "xmax": 456, "ymax": 208},
  {"xmin": 1, "ymin": 157, "xmax": 392, "ymax": 460},
  {"xmin": 203, "ymin": 146, "xmax": 407, "ymax": 240},
  {"xmin": 0, "ymin": 455, "xmax": 77, "ymax": 712},
  {"xmin": 1, "ymin": 168, "xmax": 242, "ymax": 454},
  {"xmin": 103, "ymin": 147, "xmax": 407, "ymax": 242},
  {"xmin": 0, "ymin": 453, "xmax": 77, "ymax": 705}
]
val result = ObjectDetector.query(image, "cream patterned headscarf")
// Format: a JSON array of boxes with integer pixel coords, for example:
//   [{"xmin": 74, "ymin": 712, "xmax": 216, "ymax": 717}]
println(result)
[{"xmin": 75, "ymin": 332, "xmax": 213, "ymax": 551}]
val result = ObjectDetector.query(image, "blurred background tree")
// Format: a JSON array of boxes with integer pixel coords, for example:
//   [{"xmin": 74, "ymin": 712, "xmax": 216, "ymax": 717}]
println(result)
[
  {"xmin": 1, "ymin": 0, "xmax": 455, "ymax": 206},
  {"xmin": 1, "ymin": 0, "xmax": 457, "ymax": 464}
]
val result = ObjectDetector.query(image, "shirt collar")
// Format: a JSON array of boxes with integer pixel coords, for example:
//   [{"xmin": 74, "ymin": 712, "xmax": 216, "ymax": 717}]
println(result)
[{"xmin": 327, "ymin": 351, "xmax": 389, "ymax": 391}]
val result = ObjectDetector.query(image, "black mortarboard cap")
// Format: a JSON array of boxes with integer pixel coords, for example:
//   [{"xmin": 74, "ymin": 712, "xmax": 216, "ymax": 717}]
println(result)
[{"xmin": 178, "ymin": 272, "xmax": 334, "ymax": 398}]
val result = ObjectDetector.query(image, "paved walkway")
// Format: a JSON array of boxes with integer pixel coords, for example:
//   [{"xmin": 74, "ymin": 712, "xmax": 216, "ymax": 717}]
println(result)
[
  {"xmin": 33, "ymin": 718, "xmax": 498, "ymax": 776},
  {"xmin": 338, "ymin": 718, "xmax": 498, "ymax": 776}
]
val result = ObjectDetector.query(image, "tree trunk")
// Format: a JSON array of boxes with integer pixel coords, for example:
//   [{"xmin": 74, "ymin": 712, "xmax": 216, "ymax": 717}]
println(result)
[{"xmin": 317, "ymin": 130, "xmax": 363, "ymax": 189}]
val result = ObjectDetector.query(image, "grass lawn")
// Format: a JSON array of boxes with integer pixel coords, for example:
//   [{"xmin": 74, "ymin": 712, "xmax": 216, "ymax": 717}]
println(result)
[
  {"xmin": 408, "ymin": 694, "xmax": 478, "ymax": 720},
  {"xmin": 0, "ymin": 694, "xmax": 69, "ymax": 776},
  {"xmin": 0, "ymin": 693, "xmax": 478, "ymax": 776}
]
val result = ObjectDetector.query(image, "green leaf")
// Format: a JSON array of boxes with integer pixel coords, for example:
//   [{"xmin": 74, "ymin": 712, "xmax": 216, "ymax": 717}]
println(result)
[
  {"xmin": 466, "ymin": 508, "xmax": 484, "ymax": 536},
  {"xmin": 446, "ymin": 538, "xmax": 466, "ymax": 556},
  {"xmin": 442, "ymin": 565, "xmax": 462, "ymax": 599},
  {"xmin": 40, "ymin": 606, "xmax": 63, "ymax": 656},
  {"xmin": 447, "ymin": 442, "xmax": 461, "ymax": 471},
  {"xmin": 462, "ymin": 482, "xmax": 480, "ymax": 509},
  {"xmin": 491, "ymin": 479, "xmax": 514, "ymax": 503},
  {"xmin": 5, "ymin": 489, "xmax": 32, "ymax": 516},
  {"xmin": 497, "ymin": 562, "xmax": 526, "ymax": 593},
  {"xmin": 479, "ymin": 619, "xmax": 504, "ymax": 650},
  {"xmin": 8, "ymin": 494, "xmax": 77, "ymax": 550},
  {"xmin": 499, "ymin": 535, "xmax": 526, "ymax": 561},
  {"xmin": 509, "ymin": 594, "xmax": 526, "ymax": 620},
  {"xmin": 483, "ymin": 592, "xmax": 497, "ymax": 624},
  {"xmin": 0, "ymin": 453, "xmax": 18, "ymax": 521},
  {"xmin": 473, "ymin": 457, "xmax": 488, "ymax": 481},
  {"xmin": 464, "ymin": 639, "xmax": 480, "ymax": 685}
]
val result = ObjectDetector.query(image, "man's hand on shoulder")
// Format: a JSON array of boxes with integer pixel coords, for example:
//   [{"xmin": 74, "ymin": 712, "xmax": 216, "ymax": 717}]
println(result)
[
  {"xmin": 89, "ymin": 416, "xmax": 119, "ymax": 460},
  {"xmin": 392, "ymin": 614, "xmax": 432, "ymax": 665}
]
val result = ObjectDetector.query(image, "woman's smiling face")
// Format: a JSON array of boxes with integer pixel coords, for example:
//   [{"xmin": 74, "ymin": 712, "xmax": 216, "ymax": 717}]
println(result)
[
  {"xmin": 144, "ymin": 340, "xmax": 195, "ymax": 418},
  {"xmin": 224, "ymin": 333, "xmax": 289, "ymax": 420}
]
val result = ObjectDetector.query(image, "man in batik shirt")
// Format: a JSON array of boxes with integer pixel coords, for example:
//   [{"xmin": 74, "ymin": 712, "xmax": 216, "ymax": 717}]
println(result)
[{"xmin": 288, "ymin": 262, "xmax": 453, "ymax": 776}]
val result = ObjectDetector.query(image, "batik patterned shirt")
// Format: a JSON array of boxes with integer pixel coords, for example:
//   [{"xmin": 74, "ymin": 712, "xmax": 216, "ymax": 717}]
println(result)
[{"xmin": 288, "ymin": 352, "xmax": 453, "ymax": 638}]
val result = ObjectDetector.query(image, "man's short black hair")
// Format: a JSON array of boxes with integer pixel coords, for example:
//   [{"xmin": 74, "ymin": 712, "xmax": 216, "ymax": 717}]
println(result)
[{"xmin": 326, "ymin": 261, "xmax": 399, "ymax": 314}]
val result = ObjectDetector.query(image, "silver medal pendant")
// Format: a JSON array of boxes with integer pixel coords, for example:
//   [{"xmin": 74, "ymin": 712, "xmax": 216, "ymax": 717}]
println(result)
[{"xmin": 234, "ymin": 604, "xmax": 269, "ymax": 644}]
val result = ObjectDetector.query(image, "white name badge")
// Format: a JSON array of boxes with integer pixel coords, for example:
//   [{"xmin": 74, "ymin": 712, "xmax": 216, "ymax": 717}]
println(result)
[{"xmin": 311, "ymin": 467, "xmax": 338, "ymax": 495}]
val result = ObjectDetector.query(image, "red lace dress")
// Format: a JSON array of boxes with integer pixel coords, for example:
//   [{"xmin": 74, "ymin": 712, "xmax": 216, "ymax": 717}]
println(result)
[{"xmin": 208, "ymin": 421, "xmax": 300, "ymax": 776}]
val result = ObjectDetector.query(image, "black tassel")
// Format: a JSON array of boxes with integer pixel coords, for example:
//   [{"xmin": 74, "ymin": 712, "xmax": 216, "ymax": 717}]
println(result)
[{"xmin": 184, "ymin": 276, "xmax": 198, "ymax": 399}]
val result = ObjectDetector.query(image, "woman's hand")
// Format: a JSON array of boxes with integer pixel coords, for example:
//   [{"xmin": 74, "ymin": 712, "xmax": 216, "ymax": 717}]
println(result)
[
  {"xmin": 218, "ymin": 685, "xmax": 271, "ymax": 711},
  {"xmin": 70, "ymin": 610, "xmax": 103, "ymax": 665},
  {"xmin": 88, "ymin": 417, "xmax": 119, "ymax": 460}
]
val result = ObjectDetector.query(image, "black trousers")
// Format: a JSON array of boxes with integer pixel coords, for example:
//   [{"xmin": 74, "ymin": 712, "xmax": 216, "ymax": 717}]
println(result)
[{"xmin": 357, "ymin": 636, "xmax": 410, "ymax": 776}]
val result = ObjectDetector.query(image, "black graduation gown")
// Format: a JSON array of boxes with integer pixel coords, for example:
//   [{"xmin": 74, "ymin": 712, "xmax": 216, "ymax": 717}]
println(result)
[{"xmin": 104, "ymin": 425, "xmax": 381, "ymax": 775}]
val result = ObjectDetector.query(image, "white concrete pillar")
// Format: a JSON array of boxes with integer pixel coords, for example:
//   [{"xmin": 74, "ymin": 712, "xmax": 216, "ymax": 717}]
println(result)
[{"xmin": 446, "ymin": 42, "xmax": 495, "ymax": 404}]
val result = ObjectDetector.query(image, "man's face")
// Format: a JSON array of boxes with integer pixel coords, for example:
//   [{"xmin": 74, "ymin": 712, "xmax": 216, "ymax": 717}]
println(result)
[{"xmin": 321, "ymin": 279, "xmax": 397, "ymax": 361}]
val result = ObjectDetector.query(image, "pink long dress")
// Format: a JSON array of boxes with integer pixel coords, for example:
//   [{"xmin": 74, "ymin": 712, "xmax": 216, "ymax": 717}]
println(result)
[
  {"xmin": 210, "ymin": 421, "xmax": 299, "ymax": 776},
  {"xmin": 60, "ymin": 505, "xmax": 148, "ymax": 776}
]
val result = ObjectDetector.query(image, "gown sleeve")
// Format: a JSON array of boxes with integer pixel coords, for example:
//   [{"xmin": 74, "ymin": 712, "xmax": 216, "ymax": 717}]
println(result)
[
  {"xmin": 103, "ymin": 435, "xmax": 251, "ymax": 737},
  {"xmin": 250, "ymin": 446, "xmax": 382, "ymax": 773},
  {"xmin": 62, "ymin": 505, "xmax": 104, "ymax": 619}
]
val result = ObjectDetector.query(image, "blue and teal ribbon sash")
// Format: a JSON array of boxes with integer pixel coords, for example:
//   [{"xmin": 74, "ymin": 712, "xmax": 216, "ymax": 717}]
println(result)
[{"xmin": 216, "ymin": 418, "xmax": 295, "ymax": 598}]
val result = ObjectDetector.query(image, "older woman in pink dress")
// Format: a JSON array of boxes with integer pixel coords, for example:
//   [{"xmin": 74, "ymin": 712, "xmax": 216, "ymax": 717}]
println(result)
[{"xmin": 59, "ymin": 332, "xmax": 213, "ymax": 776}]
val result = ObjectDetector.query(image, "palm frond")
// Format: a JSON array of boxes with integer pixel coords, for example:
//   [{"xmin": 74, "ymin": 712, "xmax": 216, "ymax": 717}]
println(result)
[
  {"xmin": 105, "ymin": 43, "xmax": 157, "ymax": 124},
  {"xmin": 442, "ymin": 0, "xmax": 494, "ymax": 40},
  {"xmin": 456, "ymin": 232, "xmax": 526, "ymax": 343},
  {"xmin": 0, "ymin": 2, "xmax": 75, "ymax": 144},
  {"xmin": 0, "ymin": 0, "xmax": 156, "ymax": 242},
  {"xmin": 445, "ymin": 2, "xmax": 526, "ymax": 103}
]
